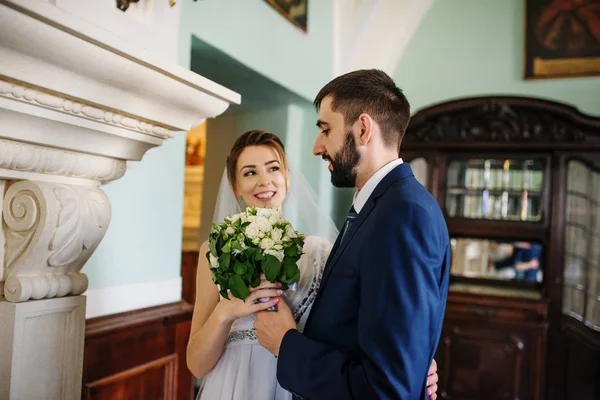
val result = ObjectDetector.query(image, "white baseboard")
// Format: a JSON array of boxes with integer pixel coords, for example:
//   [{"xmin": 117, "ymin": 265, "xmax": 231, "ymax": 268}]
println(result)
[{"xmin": 84, "ymin": 277, "xmax": 182, "ymax": 319}]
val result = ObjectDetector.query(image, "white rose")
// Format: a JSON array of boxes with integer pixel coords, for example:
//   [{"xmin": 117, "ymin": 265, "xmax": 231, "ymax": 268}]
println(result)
[
  {"xmin": 273, "ymin": 244, "xmax": 283, "ymax": 251},
  {"xmin": 260, "ymin": 238, "xmax": 275, "ymax": 250},
  {"xmin": 225, "ymin": 227, "xmax": 235, "ymax": 235},
  {"xmin": 285, "ymin": 224, "xmax": 297, "ymax": 239},
  {"xmin": 264, "ymin": 249, "xmax": 285, "ymax": 263},
  {"xmin": 245, "ymin": 223, "xmax": 260, "ymax": 239},
  {"xmin": 257, "ymin": 216, "xmax": 271, "ymax": 232},
  {"xmin": 209, "ymin": 253, "xmax": 219, "ymax": 269},
  {"xmin": 268, "ymin": 213, "xmax": 281, "ymax": 225},
  {"xmin": 257, "ymin": 207, "xmax": 278, "ymax": 218},
  {"xmin": 271, "ymin": 228, "xmax": 283, "ymax": 242}
]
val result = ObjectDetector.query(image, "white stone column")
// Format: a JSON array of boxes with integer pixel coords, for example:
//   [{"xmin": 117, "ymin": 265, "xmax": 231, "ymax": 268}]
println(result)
[{"xmin": 0, "ymin": 1, "xmax": 240, "ymax": 398}]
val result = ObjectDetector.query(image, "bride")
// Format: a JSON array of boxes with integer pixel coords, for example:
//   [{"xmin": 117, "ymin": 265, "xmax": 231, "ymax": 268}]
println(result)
[{"xmin": 186, "ymin": 130, "xmax": 439, "ymax": 399}]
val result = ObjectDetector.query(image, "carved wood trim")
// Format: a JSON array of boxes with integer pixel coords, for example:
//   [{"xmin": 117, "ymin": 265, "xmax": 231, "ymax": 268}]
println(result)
[
  {"xmin": 85, "ymin": 300, "xmax": 193, "ymax": 337},
  {"xmin": 84, "ymin": 354, "xmax": 177, "ymax": 400},
  {"xmin": 404, "ymin": 96, "xmax": 600, "ymax": 149}
]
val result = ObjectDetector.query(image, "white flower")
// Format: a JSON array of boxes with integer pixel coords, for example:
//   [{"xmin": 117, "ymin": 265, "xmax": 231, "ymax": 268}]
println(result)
[
  {"xmin": 209, "ymin": 253, "xmax": 219, "ymax": 269},
  {"xmin": 271, "ymin": 228, "xmax": 283, "ymax": 242},
  {"xmin": 245, "ymin": 223, "xmax": 260, "ymax": 239},
  {"xmin": 285, "ymin": 224, "xmax": 297, "ymax": 239},
  {"xmin": 260, "ymin": 238, "xmax": 275, "ymax": 250},
  {"xmin": 273, "ymin": 244, "xmax": 283, "ymax": 250},
  {"xmin": 225, "ymin": 227, "xmax": 235, "ymax": 235},
  {"xmin": 257, "ymin": 207, "xmax": 277, "ymax": 217},
  {"xmin": 256, "ymin": 216, "xmax": 271, "ymax": 232},
  {"xmin": 264, "ymin": 249, "xmax": 285, "ymax": 262},
  {"xmin": 268, "ymin": 213, "xmax": 281, "ymax": 225}
]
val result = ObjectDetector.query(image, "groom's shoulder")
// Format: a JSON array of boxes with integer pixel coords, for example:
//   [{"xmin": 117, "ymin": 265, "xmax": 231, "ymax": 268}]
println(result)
[
  {"xmin": 377, "ymin": 177, "xmax": 444, "ymax": 221},
  {"xmin": 388, "ymin": 175, "xmax": 437, "ymax": 204}
]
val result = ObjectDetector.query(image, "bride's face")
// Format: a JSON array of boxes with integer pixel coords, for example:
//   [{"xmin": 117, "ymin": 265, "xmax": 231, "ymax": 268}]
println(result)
[{"xmin": 234, "ymin": 145, "xmax": 288, "ymax": 209}]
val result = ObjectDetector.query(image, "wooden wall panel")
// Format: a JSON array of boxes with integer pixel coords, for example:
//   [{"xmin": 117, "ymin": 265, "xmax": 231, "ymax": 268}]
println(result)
[
  {"xmin": 83, "ymin": 301, "xmax": 194, "ymax": 400},
  {"xmin": 181, "ymin": 251, "xmax": 200, "ymax": 305}
]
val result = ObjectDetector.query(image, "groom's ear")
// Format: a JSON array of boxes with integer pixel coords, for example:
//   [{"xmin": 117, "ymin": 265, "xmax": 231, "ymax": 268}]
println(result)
[{"xmin": 357, "ymin": 113, "xmax": 373, "ymax": 146}]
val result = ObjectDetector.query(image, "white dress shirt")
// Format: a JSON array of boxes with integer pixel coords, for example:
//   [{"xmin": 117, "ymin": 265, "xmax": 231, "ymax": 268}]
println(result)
[{"xmin": 352, "ymin": 158, "xmax": 404, "ymax": 213}]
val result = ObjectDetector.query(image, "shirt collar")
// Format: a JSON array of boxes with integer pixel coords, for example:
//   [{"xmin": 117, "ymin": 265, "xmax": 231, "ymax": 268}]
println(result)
[{"xmin": 352, "ymin": 158, "xmax": 403, "ymax": 213}]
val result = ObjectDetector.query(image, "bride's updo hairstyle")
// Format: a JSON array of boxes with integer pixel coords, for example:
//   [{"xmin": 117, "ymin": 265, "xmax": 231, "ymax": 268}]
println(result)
[{"xmin": 226, "ymin": 130, "xmax": 290, "ymax": 193}]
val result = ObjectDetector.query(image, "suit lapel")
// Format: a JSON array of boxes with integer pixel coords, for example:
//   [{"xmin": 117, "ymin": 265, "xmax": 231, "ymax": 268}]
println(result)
[
  {"xmin": 319, "ymin": 199, "xmax": 375, "ymax": 289},
  {"xmin": 315, "ymin": 163, "xmax": 416, "ymax": 298}
]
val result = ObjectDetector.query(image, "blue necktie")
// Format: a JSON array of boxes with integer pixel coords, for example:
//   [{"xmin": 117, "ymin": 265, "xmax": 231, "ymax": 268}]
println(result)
[{"xmin": 340, "ymin": 205, "xmax": 358, "ymax": 244}]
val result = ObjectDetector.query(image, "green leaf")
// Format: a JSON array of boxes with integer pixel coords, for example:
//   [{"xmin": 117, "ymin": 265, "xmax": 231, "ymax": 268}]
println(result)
[
  {"xmin": 231, "ymin": 240, "xmax": 244, "ymax": 253},
  {"xmin": 221, "ymin": 240, "xmax": 232, "ymax": 253},
  {"xmin": 251, "ymin": 275, "xmax": 261, "ymax": 288},
  {"xmin": 262, "ymin": 255, "xmax": 282, "ymax": 282},
  {"xmin": 280, "ymin": 282, "xmax": 289, "ymax": 290},
  {"xmin": 219, "ymin": 252, "xmax": 231, "ymax": 269},
  {"xmin": 284, "ymin": 245, "xmax": 297, "ymax": 257},
  {"xmin": 229, "ymin": 275, "xmax": 249, "ymax": 300},
  {"xmin": 220, "ymin": 288, "xmax": 229, "ymax": 300},
  {"xmin": 209, "ymin": 239, "xmax": 218, "ymax": 257},
  {"xmin": 233, "ymin": 261, "xmax": 247, "ymax": 275},
  {"xmin": 283, "ymin": 257, "xmax": 298, "ymax": 280},
  {"xmin": 244, "ymin": 263, "xmax": 255, "ymax": 281},
  {"xmin": 288, "ymin": 267, "xmax": 300, "ymax": 283}
]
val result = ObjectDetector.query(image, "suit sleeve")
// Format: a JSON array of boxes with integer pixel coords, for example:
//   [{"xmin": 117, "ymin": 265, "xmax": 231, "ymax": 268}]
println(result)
[{"xmin": 277, "ymin": 201, "xmax": 447, "ymax": 399}]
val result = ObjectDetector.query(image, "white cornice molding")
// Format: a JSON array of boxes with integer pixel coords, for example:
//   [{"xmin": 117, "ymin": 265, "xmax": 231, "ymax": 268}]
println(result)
[
  {"xmin": 0, "ymin": 0, "xmax": 240, "ymax": 136},
  {"xmin": 0, "ymin": 79, "xmax": 177, "ymax": 140},
  {"xmin": 0, "ymin": 0, "xmax": 240, "ymax": 304},
  {"xmin": 0, "ymin": 138, "xmax": 126, "ymax": 184}
]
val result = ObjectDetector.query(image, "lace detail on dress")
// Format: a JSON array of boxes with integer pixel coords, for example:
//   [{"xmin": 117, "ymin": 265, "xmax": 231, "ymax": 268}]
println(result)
[{"xmin": 292, "ymin": 256, "xmax": 324, "ymax": 329}]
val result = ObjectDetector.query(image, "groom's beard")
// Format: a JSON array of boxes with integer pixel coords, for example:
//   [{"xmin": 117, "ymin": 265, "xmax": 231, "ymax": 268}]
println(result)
[{"xmin": 329, "ymin": 131, "xmax": 360, "ymax": 188}]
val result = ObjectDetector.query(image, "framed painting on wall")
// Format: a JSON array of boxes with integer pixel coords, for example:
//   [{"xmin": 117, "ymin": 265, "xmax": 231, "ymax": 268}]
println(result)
[
  {"xmin": 265, "ymin": 0, "xmax": 308, "ymax": 32},
  {"xmin": 525, "ymin": 0, "xmax": 600, "ymax": 79}
]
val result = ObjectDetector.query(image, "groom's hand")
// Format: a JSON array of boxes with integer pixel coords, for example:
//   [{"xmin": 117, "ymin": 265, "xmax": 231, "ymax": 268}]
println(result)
[{"xmin": 254, "ymin": 297, "xmax": 296, "ymax": 357}]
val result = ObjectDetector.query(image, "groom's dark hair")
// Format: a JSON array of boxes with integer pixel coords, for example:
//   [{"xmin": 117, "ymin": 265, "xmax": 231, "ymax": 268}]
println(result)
[{"xmin": 313, "ymin": 69, "xmax": 411, "ymax": 151}]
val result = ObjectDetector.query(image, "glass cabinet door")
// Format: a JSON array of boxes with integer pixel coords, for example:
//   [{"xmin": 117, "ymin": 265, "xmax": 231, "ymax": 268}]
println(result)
[
  {"xmin": 409, "ymin": 157, "xmax": 428, "ymax": 188},
  {"xmin": 563, "ymin": 160, "xmax": 600, "ymax": 330},
  {"xmin": 451, "ymin": 237, "xmax": 544, "ymax": 283},
  {"xmin": 446, "ymin": 158, "xmax": 545, "ymax": 221}
]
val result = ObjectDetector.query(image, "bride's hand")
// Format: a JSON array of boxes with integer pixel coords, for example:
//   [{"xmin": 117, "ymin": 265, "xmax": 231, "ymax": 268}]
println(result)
[
  {"xmin": 426, "ymin": 358, "xmax": 439, "ymax": 399},
  {"xmin": 215, "ymin": 275, "xmax": 282, "ymax": 324}
]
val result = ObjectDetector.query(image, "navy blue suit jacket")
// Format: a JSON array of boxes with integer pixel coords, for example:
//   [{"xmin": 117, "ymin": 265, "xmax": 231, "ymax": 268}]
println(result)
[{"xmin": 277, "ymin": 163, "xmax": 451, "ymax": 399}]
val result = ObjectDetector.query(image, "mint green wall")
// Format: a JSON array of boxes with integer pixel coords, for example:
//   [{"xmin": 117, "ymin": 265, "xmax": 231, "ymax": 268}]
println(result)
[
  {"xmin": 395, "ymin": 0, "xmax": 600, "ymax": 115},
  {"xmin": 85, "ymin": 0, "xmax": 335, "ymax": 291},
  {"xmin": 179, "ymin": 0, "xmax": 333, "ymax": 101},
  {"xmin": 335, "ymin": 0, "xmax": 600, "ymax": 221},
  {"xmin": 85, "ymin": 134, "xmax": 186, "ymax": 289}
]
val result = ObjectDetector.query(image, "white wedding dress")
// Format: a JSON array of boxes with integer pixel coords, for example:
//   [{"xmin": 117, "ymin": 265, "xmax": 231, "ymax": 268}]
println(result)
[{"xmin": 196, "ymin": 235, "xmax": 332, "ymax": 400}]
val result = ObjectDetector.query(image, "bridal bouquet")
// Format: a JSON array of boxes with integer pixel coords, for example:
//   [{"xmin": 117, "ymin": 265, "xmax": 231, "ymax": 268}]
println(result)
[{"xmin": 207, "ymin": 207, "xmax": 305, "ymax": 300}]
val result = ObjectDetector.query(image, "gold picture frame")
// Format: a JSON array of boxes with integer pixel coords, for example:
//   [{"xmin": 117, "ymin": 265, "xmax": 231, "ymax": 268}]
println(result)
[
  {"xmin": 524, "ymin": 0, "xmax": 600, "ymax": 79},
  {"xmin": 265, "ymin": 0, "xmax": 308, "ymax": 32}
]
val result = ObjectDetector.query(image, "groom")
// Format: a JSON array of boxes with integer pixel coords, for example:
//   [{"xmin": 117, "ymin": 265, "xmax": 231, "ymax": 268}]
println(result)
[{"xmin": 254, "ymin": 69, "xmax": 450, "ymax": 399}]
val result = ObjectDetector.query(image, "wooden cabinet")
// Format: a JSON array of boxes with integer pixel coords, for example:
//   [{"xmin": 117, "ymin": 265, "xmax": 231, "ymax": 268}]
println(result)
[
  {"xmin": 437, "ymin": 292, "xmax": 547, "ymax": 400},
  {"xmin": 404, "ymin": 97, "xmax": 600, "ymax": 400}
]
